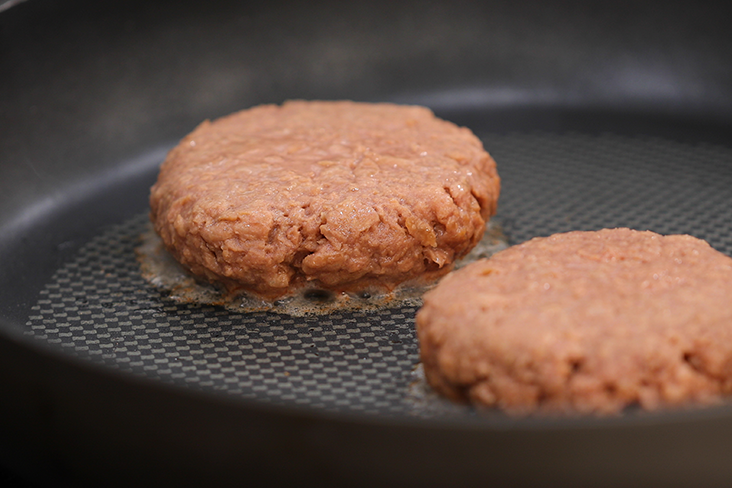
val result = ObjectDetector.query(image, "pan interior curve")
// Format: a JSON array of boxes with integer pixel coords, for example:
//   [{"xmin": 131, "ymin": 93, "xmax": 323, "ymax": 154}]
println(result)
[{"xmin": 10, "ymin": 122, "xmax": 732, "ymax": 420}]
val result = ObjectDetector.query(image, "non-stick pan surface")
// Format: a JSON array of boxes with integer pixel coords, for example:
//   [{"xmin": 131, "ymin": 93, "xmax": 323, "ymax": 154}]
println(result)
[{"xmin": 3, "ymin": 0, "xmax": 732, "ymax": 486}]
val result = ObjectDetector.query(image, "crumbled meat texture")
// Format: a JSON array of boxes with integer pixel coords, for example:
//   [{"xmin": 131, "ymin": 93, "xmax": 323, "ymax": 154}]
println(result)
[
  {"xmin": 416, "ymin": 228, "xmax": 732, "ymax": 415},
  {"xmin": 149, "ymin": 101, "xmax": 500, "ymax": 298}
]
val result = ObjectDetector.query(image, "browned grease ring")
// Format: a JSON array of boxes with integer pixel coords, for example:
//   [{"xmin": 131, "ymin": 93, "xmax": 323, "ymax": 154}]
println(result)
[{"xmin": 136, "ymin": 221, "xmax": 508, "ymax": 317}]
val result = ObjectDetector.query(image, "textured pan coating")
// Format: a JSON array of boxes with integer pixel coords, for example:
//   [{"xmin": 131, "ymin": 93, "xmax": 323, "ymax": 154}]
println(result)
[
  {"xmin": 416, "ymin": 229, "xmax": 732, "ymax": 415},
  {"xmin": 150, "ymin": 101, "xmax": 500, "ymax": 298}
]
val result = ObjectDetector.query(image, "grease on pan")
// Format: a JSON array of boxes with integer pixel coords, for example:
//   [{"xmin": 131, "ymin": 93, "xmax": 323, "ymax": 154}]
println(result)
[{"xmin": 137, "ymin": 220, "xmax": 508, "ymax": 316}]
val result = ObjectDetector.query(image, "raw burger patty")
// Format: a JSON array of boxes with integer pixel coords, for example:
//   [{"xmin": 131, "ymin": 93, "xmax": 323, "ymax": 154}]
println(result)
[
  {"xmin": 416, "ymin": 228, "xmax": 732, "ymax": 415},
  {"xmin": 150, "ymin": 101, "xmax": 500, "ymax": 298}
]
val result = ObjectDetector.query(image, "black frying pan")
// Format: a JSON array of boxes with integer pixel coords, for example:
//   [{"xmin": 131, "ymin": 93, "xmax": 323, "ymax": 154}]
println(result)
[{"xmin": 3, "ymin": 0, "xmax": 732, "ymax": 486}]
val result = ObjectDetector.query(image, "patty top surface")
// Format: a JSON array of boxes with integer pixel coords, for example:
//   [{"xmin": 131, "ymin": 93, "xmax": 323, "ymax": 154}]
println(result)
[
  {"xmin": 416, "ymin": 228, "xmax": 732, "ymax": 415},
  {"xmin": 150, "ymin": 101, "xmax": 500, "ymax": 298}
]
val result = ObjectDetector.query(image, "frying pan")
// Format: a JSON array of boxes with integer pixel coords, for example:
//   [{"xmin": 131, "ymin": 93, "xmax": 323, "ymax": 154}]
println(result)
[{"xmin": 3, "ymin": 0, "xmax": 732, "ymax": 486}]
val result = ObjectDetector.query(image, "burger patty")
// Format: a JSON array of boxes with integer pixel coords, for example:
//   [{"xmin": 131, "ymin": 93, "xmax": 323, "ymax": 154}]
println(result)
[
  {"xmin": 416, "ymin": 228, "xmax": 732, "ymax": 415},
  {"xmin": 149, "ymin": 100, "xmax": 500, "ymax": 298}
]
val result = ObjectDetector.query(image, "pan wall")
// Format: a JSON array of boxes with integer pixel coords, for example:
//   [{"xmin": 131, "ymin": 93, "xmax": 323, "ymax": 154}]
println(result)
[{"xmin": 2, "ymin": 0, "xmax": 732, "ymax": 222}]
